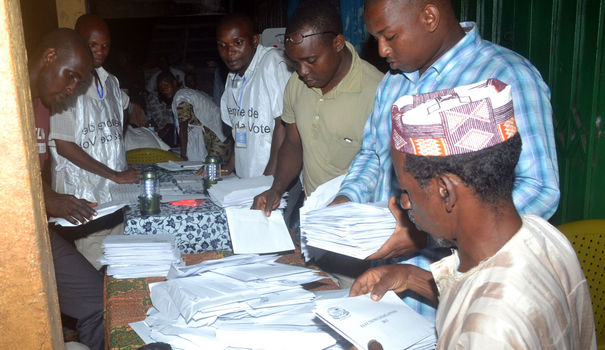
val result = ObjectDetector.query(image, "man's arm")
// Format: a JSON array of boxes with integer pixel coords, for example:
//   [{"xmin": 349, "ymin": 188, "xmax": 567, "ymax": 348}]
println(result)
[
  {"xmin": 511, "ymin": 79, "xmax": 559, "ymax": 218},
  {"xmin": 252, "ymin": 122, "xmax": 302, "ymax": 216},
  {"xmin": 42, "ymin": 181, "xmax": 97, "ymax": 224},
  {"xmin": 263, "ymin": 117, "xmax": 285, "ymax": 176},
  {"xmin": 349, "ymin": 264, "xmax": 438, "ymax": 306},
  {"xmin": 499, "ymin": 67, "xmax": 559, "ymax": 219},
  {"xmin": 54, "ymin": 139, "xmax": 139, "ymax": 184},
  {"xmin": 366, "ymin": 196, "xmax": 428, "ymax": 260}
]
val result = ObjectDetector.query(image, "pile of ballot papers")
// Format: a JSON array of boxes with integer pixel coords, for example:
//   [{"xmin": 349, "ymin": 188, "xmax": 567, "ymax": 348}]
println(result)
[
  {"xmin": 298, "ymin": 175, "xmax": 394, "ymax": 260},
  {"xmin": 130, "ymin": 254, "xmax": 347, "ymax": 350},
  {"xmin": 130, "ymin": 254, "xmax": 436, "ymax": 350},
  {"xmin": 99, "ymin": 235, "xmax": 183, "ymax": 279},
  {"xmin": 208, "ymin": 175, "xmax": 286, "ymax": 208},
  {"xmin": 300, "ymin": 201, "xmax": 395, "ymax": 260},
  {"xmin": 314, "ymin": 291, "xmax": 437, "ymax": 350}
]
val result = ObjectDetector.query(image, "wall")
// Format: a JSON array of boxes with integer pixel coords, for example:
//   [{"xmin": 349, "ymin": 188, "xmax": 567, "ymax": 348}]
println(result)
[
  {"xmin": 0, "ymin": 0, "xmax": 63, "ymax": 347},
  {"xmin": 19, "ymin": 0, "xmax": 58, "ymax": 56}
]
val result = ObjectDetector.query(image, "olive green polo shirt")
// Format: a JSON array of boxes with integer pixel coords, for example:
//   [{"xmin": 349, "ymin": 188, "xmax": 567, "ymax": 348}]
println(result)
[{"xmin": 282, "ymin": 41, "xmax": 383, "ymax": 195}]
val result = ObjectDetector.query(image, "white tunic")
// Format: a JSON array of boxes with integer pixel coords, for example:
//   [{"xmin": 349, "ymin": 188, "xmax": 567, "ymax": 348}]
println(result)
[
  {"xmin": 172, "ymin": 88, "xmax": 225, "ymax": 161},
  {"xmin": 220, "ymin": 44, "xmax": 291, "ymax": 178},
  {"xmin": 431, "ymin": 214, "xmax": 596, "ymax": 349},
  {"xmin": 49, "ymin": 67, "xmax": 128, "ymax": 203}
]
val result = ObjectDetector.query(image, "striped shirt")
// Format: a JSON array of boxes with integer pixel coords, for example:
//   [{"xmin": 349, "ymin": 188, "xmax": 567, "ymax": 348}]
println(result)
[
  {"xmin": 431, "ymin": 215, "xmax": 596, "ymax": 349},
  {"xmin": 337, "ymin": 22, "xmax": 560, "ymax": 219}
]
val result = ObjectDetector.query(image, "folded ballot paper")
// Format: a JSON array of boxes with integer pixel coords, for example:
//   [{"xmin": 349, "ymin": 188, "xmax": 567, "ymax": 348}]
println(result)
[
  {"xmin": 314, "ymin": 291, "xmax": 437, "ymax": 350},
  {"xmin": 225, "ymin": 208, "xmax": 295, "ymax": 254},
  {"xmin": 130, "ymin": 254, "xmax": 345, "ymax": 350},
  {"xmin": 300, "ymin": 175, "xmax": 394, "ymax": 260},
  {"xmin": 99, "ymin": 235, "xmax": 183, "ymax": 278},
  {"xmin": 208, "ymin": 175, "xmax": 286, "ymax": 208},
  {"xmin": 156, "ymin": 160, "xmax": 206, "ymax": 171}
]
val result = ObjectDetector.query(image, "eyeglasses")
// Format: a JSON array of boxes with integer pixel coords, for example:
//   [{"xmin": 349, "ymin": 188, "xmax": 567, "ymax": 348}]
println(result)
[{"xmin": 276, "ymin": 31, "xmax": 338, "ymax": 45}]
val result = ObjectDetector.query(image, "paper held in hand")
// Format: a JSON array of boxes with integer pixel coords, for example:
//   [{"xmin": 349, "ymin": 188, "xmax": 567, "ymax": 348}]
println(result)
[
  {"xmin": 314, "ymin": 291, "xmax": 437, "ymax": 350},
  {"xmin": 226, "ymin": 207, "xmax": 295, "ymax": 254}
]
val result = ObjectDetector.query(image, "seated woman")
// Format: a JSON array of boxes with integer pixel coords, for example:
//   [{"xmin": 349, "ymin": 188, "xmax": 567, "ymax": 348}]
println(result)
[{"xmin": 157, "ymin": 71, "xmax": 233, "ymax": 164}]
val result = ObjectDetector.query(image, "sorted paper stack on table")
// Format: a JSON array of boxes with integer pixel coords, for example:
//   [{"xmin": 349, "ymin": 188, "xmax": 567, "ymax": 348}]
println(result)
[
  {"xmin": 130, "ymin": 254, "xmax": 350, "ymax": 350},
  {"xmin": 298, "ymin": 175, "xmax": 394, "ymax": 261},
  {"xmin": 208, "ymin": 175, "xmax": 286, "ymax": 208},
  {"xmin": 99, "ymin": 235, "xmax": 183, "ymax": 279},
  {"xmin": 300, "ymin": 201, "xmax": 395, "ymax": 260},
  {"xmin": 314, "ymin": 291, "xmax": 437, "ymax": 350}
]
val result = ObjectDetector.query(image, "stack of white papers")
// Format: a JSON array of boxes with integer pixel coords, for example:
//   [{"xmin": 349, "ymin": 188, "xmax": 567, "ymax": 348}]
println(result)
[
  {"xmin": 108, "ymin": 175, "xmax": 206, "ymax": 206},
  {"xmin": 99, "ymin": 235, "xmax": 183, "ymax": 278},
  {"xmin": 299, "ymin": 175, "xmax": 344, "ymax": 262},
  {"xmin": 130, "ymin": 254, "xmax": 343, "ymax": 350},
  {"xmin": 225, "ymin": 208, "xmax": 295, "ymax": 254},
  {"xmin": 314, "ymin": 291, "xmax": 437, "ymax": 350},
  {"xmin": 298, "ymin": 175, "xmax": 394, "ymax": 260},
  {"xmin": 156, "ymin": 160, "xmax": 206, "ymax": 171},
  {"xmin": 300, "ymin": 201, "xmax": 395, "ymax": 260},
  {"xmin": 208, "ymin": 175, "xmax": 286, "ymax": 208}
]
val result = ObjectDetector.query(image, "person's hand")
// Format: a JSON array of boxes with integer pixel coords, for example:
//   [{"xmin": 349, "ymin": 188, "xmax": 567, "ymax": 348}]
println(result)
[
  {"xmin": 349, "ymin": 264, "xmax": 411, "ymax": 301},
  {"xmin": 367, "ymin": 340, "xmax": 383, "ymax": 350},
  {"xmin": 45, "ymin": 192, "xmax": 97, "ymax": 225},
  {"xmin": 112, "ymin": 168, "xmax": 141, "ymax": 184},
  {"xmin": 251, "ymin": 188, "xmax": 283, "ymax": 217},
  {"xmin": 348, "ymin": 340, "xmax": 383, "ymax": 350},
  {"xmin": 328, "ymin": 195, "xmax": 350, "ymax": 207},
  {"xmin": 366, "ymin": 196, "xmax": 427, "ymax": 260},
  {"xmin": 180, "ymin": 154, "xmax": 189, "ymax": 161}
]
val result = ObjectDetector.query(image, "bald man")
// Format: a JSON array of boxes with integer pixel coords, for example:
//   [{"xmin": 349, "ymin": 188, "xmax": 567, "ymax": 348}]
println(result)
[
  {"xmin": 216, "ymin": 13, "xmax": 291, "ymax": 177},
  {"xmin": 30, "ymin": 28, "xmax": 105, "ymax": 350},
  {"xmin": 49, "ymin": 14, "xmax": 139, "ymax": 269}
]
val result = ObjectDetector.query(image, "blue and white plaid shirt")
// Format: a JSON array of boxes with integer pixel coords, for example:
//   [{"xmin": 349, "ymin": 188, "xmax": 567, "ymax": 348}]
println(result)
[{"xmin": 338, "ymin": 22, "xmax": 560, "ymax": 320}]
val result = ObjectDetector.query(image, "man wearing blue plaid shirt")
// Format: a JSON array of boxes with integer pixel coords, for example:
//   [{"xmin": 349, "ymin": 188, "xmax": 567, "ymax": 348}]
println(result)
[{"xmin": 332, "ymin": 0, "xmax": 559, "ymax": 321}]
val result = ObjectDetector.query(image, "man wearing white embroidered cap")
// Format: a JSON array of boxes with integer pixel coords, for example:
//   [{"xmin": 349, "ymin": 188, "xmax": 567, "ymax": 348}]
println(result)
[{"xmin": 350, "ymin": 79, "xmax": 596, "ymax": 349}]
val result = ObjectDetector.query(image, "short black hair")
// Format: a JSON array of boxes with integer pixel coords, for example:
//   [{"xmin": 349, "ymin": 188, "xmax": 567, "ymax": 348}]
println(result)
[
  {"xmin": 217, "ymin": 13, "xmax": 257, "ymax": 36},
  {"xmin": 33, "ymin": 28, "xmax": 92, "ymax": 63},
  {"xmin": 404, "ymin": 133, "xmax": 522, "ymax": 204},
  {"xmin": 287, "ymin": 0, "xmax": 343, "ymax": 42}
]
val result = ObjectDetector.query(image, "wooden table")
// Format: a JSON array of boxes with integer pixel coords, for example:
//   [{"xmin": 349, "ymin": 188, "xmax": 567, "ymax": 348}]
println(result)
[{"xmin": 104, "ymin": 250, "xmax": 339, "ymax": 350}]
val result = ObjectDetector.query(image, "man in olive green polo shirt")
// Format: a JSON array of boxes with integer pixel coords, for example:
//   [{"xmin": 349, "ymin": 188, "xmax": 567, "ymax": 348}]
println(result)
[{"xmin": 252, "ymin": 1, "xmax": 383, "ymax": 214}]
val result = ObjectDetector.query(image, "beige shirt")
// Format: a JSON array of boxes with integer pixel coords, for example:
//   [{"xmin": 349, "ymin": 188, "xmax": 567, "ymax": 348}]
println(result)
[
  {"xmin": 431, "ymin": 214, "xmax": 597, "ymax": 350},
  {"xmin": 282, "ymin": 42, "xmax": 383, "ymax": 195}
]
